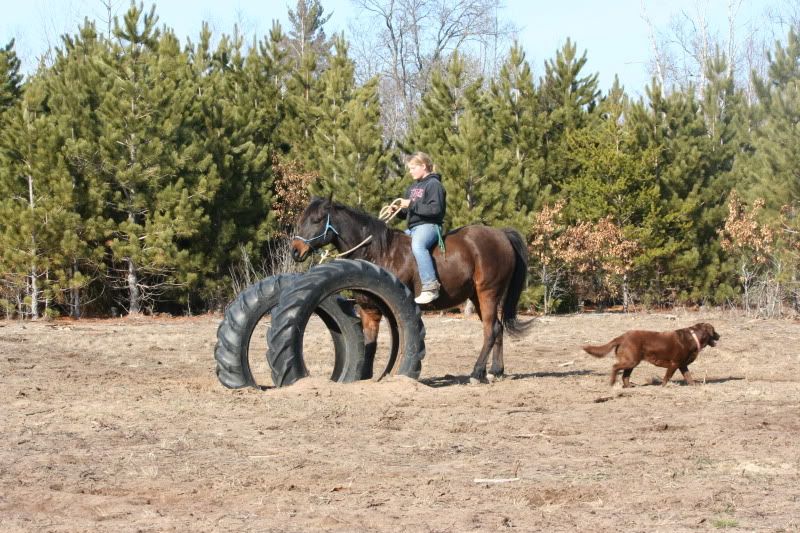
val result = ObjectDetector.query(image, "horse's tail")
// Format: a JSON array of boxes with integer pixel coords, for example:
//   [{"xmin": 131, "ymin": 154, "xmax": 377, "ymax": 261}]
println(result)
[{"xmin": 502, "ymin": 228, "xmax": 534, "ymax": 337}]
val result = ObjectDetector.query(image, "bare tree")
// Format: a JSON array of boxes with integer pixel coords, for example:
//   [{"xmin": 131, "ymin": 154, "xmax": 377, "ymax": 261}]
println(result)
[
  {"xmin": 641, "ymin": 0, "xmax": 667, "ymax": 88},
  {"xmin": 347, "ymin": 0, "xmax": 517, "ymax": 142},
  {"xmin": 667, "ymin": 1, "xmax": 715, "ymax": 93},
  {"xmin": 99, "ymin": 0, "xmax": 122, "ymax": 39},
  {"xmin": 640, "ymin": 0, "xmax": 779, "ymax": 98},
  {"xmin": 741, "ymin": 16, "xmax": 769, "ymax": 105},
  {"xmin": 764, "ymin": 0, "xmax": 800, "ymax": 35}
]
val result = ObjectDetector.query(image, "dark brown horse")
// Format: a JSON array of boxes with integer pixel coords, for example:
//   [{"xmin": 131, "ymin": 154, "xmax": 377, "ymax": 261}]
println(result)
[{"xmin": 290, "ymin": 197, "xmax": 532, "ymax": 383}]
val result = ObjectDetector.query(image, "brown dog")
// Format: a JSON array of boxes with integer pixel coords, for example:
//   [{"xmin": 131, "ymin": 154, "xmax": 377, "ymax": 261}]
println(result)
[{"xmin": 582, "ymin": 323, "xmax": 720, "ymax": 387}]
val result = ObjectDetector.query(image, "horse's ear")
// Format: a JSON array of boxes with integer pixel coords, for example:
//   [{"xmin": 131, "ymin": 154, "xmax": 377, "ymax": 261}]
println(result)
[{"xmin": 327, "ymin": 192, "xmax": 334, "ymax": 205}]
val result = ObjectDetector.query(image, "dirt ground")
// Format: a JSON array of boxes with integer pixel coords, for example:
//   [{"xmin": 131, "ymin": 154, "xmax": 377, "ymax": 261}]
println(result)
[{"xmin": 2, "ymin": 308, "xmax": 800, "ymax": 532}]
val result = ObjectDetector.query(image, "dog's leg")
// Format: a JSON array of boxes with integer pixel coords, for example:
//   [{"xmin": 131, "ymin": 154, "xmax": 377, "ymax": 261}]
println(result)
[
  {"xmin": 621, "ymin": 368, "xmax": 634, "ymax": 388},
  {"xmin": 610, "ymin": 363, "xmax": 628, "ymax": 386},
  {"xmin": 662, "ymin": 365, "xmax": 678, "ymax": 386},
  {"xmin": 679, "ymin": 365, "xmax": 697, "ymax": 385}
]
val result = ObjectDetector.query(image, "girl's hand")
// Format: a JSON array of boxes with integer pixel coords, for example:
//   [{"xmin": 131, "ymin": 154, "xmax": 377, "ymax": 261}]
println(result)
[{"xmin": 398, "ymin": 199, "xmax": 410, "ymax": 208}]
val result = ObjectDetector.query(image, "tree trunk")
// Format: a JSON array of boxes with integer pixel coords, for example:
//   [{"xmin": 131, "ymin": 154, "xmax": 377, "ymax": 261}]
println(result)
[
  {"xmin": 29, "ymin": 262, "xmax": 39, "ymax": 319},
  {"xmin": 741, "ymin": 262, "xmax": 751, "ymax": 315},
  {"xmin": 128, "ymin": 258, "xmax": 140, "ymax": 315},
  {"xmin": 27, "ymin": 173, "xmax": 39, "ymax": 319},
  {"xmin": 44, "ymin": 270, "xmax": 51, "ymax": 317},
  {"xmin": 70, "ymin": 262, "xmax": 81, "ymax": 319},
  {"xmin": 541, "ymin": 264, "xmax": 550, "ymax": 315},
  {"xmin": 70, "ymin": 285, "xmax": 81, "ymax": 318},
  {"xmin": 623, "ymin": 272, "xmax": 630, "ymax": 313}
]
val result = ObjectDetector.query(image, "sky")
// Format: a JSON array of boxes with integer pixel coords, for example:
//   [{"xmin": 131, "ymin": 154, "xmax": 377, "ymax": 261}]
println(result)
[{"xmin": 0, "ymin": 0, "xmax": 785, "ymax": 96}]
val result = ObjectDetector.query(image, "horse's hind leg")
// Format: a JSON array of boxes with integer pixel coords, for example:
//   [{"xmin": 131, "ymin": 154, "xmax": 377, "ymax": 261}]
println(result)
[
  {"xmin": 489, "ymin": 323, "xmax": 505, "ymax": 379},
  {"xmin": 470, "ymin": 295, "xmax": 501, "ymax": 384},
  {"xmin": 358, "ymin": 305, "xmax": 382, "ymax": 380}
]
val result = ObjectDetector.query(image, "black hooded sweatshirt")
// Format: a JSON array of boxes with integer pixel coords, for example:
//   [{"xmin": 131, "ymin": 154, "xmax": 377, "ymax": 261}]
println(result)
[{"xmin": 399, "ymin": 173, "xmax": 446, "ymax": 229}]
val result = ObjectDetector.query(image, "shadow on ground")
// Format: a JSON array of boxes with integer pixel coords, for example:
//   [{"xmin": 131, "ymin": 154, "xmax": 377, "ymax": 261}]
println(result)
[{"xmin": 421, "ymin": 369, "xmax": 597, "ymax": 388}]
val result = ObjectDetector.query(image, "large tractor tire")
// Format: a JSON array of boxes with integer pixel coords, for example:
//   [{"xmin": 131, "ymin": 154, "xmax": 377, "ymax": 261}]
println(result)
[
  {"xmin": 267, "ymin": 259, "xmax": 426, "ymax": 387},
  {"xmin": 214, "ymin": 274, "xmax": 365, "ymax": 389}
]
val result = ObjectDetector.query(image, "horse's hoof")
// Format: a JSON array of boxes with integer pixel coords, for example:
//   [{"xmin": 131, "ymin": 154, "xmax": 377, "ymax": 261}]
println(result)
[
  {"xmin": 487, "ymin": 372, "xmax": 505, "ymax": 382},
  {"xmin": 469, "ymin": 377, "xmax": 483, "ymax": 385}
]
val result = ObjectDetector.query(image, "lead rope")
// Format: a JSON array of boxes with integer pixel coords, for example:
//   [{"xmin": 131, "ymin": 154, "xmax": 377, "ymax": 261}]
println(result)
[
  {"xmin": 317, "ymin": 198, "xmax": 446, "ymax": 263},
  {"xmin": 382, "ymin": 197, "xmax": 446, "ymax": 256},
  {"xmin": 318, "ymin": 235, "xmax": 373, "ymax": 262},
  {"xmin": 437, "ymin": 224, "xmax": 446, "ymax": 258},
  {"xmin": 317, "ymin": 199, "xmax": 405, "ymax": 263},
  {"xmin": 378, "ymin": 198, "xmax": 404, "ymax": 222}
]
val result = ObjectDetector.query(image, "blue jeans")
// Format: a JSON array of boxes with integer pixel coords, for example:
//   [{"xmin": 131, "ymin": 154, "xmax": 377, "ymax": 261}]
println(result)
[{"xmin": 405, "ymin": 224, "xmax": 439, "ymax": 286}]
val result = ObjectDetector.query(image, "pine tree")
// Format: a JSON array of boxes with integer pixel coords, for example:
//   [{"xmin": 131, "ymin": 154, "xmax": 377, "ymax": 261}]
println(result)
[
  {"xmin": 47, "ymin": 20, "xmax": 116, "ymax": 317},
  {"xmin": 626, "ymin": 81, "xmax": 702, "ymax": 303},
  {"xmin": 280, "ymin": 0, "xmax": 332, "ymax": 167},
  {"xmin": 182, "ymin": 22, "xmax": 228, "ymax": 301},
  {"xmin": 441, "ymin": 78, "xmax": 497, "ymax": 228},
  {"xmin": 537, "ymin": 38, "xmax": 600, "ymax": 196},
  {"xmin": 0, "ymin": 77, "xmax": 83, "ymax": 318},
  {"xmin": 486, "ymin": 43, "xmax": 544, "ymax": 229},
  {"xmin": 403, "ymin": 53, "xmax": 469, "ymax": 228},
  {"xmin": 626, "ymin": 59, "xmax": 746, "ymax": 305},
  {"xmin": 404, "ymin": 53, "xmax": 464, "ymax": 165},
  {"xmin": 144, "ymin": 27, "xmax": 209, "ymax": 310},
  {"xmin": 0, "ymin": 39, "xmax": 26, "ymax": 315},
  {"xmin": 181, "ymin": 23, "xmax": 283, "ymax": 306},
  {"xmin": 745, "ymin": 29, "xmax": 800, "ymax": 211},
  {"xmin": 92, "ymin": 3, "xmax": 204, "ymax": 314},
  {"xmin": 693, "ymin": 50, "xmax": 748, "ymax": 301},
  {"xmin": 311, "ymin": 34, "xmax": 355, "ymax": 190},
  {"xmin": 312, "ymin": 35, "xmax": 389, "ymax": 212},
  {"xmin": 733, "ymin": 29, "xmax": 800, "ymax": 311},
  {"xmin": 0, "ymin": 39, "xmax": 23, "ymax": 111},
  {"xmin": 559, "ymin": 78, "xmax": 669, "ymax": 303}
]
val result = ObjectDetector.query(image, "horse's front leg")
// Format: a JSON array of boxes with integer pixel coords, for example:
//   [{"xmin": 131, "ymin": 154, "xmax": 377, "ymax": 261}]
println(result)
[
  {"xmin": 358, "ymin": 304, "xmax": 382, "ymax": 380},
  {"xmin": 471, "ymin": 313, "xmax": 502, "ymax": 384}
]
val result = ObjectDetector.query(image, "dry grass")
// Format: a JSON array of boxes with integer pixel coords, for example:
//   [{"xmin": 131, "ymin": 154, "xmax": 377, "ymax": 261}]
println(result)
[{"xmin": 1, "ymin": 310, "xmax": 799, "ymax": 531}]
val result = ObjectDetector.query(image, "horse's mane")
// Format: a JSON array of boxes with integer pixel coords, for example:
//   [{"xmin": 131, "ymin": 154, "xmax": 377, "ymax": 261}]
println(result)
[{"xmin": 328, "ymin": 199, "xmax": 398, "ymax": 256}]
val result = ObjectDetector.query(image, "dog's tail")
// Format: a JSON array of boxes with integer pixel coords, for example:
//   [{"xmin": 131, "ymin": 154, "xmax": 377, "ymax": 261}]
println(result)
[{"xmin": 582, "ymin": 337, "xmax": 623, "ymax": 358}]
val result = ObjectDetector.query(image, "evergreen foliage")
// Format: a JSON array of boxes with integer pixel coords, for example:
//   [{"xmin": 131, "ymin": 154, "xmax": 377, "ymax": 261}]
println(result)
[
  {"xmin": 745, "ymin": 30, "xmax": 800, "ymax": 210},
  {"xmin": 538, "ymin": 38, "xmax": 600, "ymax": 196},
  {"xmin": 0, "ymin": 3, "xmax": 798, "ymax": 316},
  {"xmin": 310, "ymin": 35, "xmax": 390, "ymax": 212},
  {"xmin": 280, "ymin": 0, "xmax": 331, "ymax": 167},
  {"xmin": 0, "ymin": 39, "xmax": 23, "ymax": 111},
  {"xmin": 486, "ymin": 43, "xmax": 543, "ymax": 229}
]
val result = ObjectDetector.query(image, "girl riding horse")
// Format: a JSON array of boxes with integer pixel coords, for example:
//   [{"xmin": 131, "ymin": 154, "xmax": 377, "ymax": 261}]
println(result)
[{"xmin": 291, "ymin": 197, "xmax": 532, "ymax": 383}]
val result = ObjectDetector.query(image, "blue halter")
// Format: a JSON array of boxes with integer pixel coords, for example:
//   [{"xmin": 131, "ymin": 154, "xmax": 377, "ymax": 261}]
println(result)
[{"xmin": 293, "ymin": 213, "xmax": 339, "ymax": 245}]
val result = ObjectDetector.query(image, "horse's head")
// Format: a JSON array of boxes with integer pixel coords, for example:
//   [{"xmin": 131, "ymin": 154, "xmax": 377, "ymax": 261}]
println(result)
[{"xmin": 290, "ymin": 196, "xmax": 338, "ymax": 262}]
